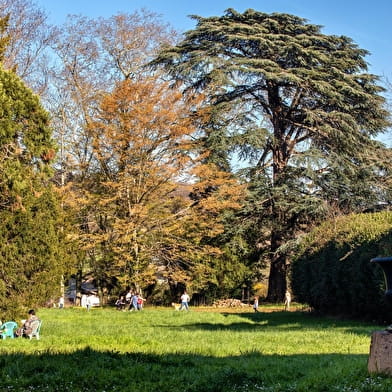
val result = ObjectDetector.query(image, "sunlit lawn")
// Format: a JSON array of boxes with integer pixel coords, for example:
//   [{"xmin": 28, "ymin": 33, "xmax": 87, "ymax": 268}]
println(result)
[{"xmin": 0, "ymin": 305, "xmax": 391, "ymax": 391}]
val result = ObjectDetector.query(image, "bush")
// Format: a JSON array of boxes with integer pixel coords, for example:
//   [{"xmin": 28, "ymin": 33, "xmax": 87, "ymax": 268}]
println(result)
[{"xmin": 291, "ymin": 211, "xmax": 392, "ymax": 322}]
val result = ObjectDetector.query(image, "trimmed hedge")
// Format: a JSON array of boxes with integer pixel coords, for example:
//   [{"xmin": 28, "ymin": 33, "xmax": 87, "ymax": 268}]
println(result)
[{"xmin": 291, "ymin": 211, "xmax": 392, "ymax": 322}]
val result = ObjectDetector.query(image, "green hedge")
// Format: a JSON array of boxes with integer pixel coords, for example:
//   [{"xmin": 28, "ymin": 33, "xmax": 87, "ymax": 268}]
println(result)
[{"xmin": 291, "ymin": 211, "xmax": 392, "ymax": 322}]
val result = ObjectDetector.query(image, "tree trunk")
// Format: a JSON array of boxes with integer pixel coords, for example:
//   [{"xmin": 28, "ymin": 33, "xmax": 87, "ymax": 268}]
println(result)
[
  {"xmin": 267, "ymin": 122, "xmax": 289, "ymax": 302},
  {"xmin": 266, "ymin": 253, "xmax": 287, "ymax": 302},
  {"xmin": 266, "ymin": 228, "xmax": 287, "ymax": 302}
]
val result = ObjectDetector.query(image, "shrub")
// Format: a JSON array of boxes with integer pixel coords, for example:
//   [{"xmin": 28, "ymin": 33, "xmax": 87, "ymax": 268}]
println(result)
[{"xmin": 291, "ymin": 211, "xmax": 392, "ymax": 322}]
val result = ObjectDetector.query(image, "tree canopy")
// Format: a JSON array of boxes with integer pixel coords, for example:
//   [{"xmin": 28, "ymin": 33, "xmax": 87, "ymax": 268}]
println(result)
[
  {"xmin": 71, "ymin": 75, "xmax": 243, "ymax": 298},
  {"xmin": 154, "ymin": 8, "xmax": 391, "ymax": 300}
]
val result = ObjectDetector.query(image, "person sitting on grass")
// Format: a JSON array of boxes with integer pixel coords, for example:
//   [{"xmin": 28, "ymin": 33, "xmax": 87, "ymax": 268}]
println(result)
[{"xmin": 15, "ymin": 309, "xmax": 40, "ymax": 338}]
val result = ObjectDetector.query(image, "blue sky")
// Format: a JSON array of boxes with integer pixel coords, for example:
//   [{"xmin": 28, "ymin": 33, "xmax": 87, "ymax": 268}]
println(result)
[{"xmin": 34, "ymin": 0, "xmax": 392, "ymax": 79}]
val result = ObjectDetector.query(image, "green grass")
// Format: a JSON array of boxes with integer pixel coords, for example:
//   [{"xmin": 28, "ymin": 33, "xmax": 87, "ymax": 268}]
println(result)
[{"xmin": 0, "ymin": 306, "xmax": 391, "ymax": 391}]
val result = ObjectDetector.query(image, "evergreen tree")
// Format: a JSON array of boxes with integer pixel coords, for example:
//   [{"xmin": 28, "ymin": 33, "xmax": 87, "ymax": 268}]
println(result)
[
  {"xmin": 0, "ymin": 64, "xmax": 64, "ymax": 319},
  {"xmin": 154, "ymin": 9, "xmax": 390, "ymax": 301}
]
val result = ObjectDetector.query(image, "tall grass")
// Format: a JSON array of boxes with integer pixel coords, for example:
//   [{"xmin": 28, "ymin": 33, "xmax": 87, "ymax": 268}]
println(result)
[{"xmin": 0, "ymin": 306, "xmax": 391, "ymax": 391}]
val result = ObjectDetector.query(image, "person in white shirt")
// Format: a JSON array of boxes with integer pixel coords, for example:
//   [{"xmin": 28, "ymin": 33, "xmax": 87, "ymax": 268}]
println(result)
[
  {"xmin": 125, "ymin": 290, "xmax": 133, "ymax": 304},
  {"xmin": 179, "ymin": 291, "xmax": 190, "ymax": 311}
]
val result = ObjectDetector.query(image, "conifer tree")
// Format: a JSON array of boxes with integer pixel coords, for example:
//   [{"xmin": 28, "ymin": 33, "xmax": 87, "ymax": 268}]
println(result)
[
  {"xmin": 0, "ymin": 62, "xmax": 64, "ymax": 319},
  {"xmin": 154, "ymin": 9, "xmax": 390, "ymax": 300}
]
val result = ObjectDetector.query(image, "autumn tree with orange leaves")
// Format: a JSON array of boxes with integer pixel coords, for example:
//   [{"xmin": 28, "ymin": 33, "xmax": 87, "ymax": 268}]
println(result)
[{"xmin": 76, "ymin": 75, "xmax": 243, "ymax": 298}]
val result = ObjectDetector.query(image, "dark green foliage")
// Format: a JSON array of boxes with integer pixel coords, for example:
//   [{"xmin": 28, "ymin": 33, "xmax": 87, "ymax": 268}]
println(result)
[
  {"xmin": 291, "ymin": 211, "xmax": 392, "ymax": 321},
  {"xmin": 0, "ymin": 65, "xmax": 65, "ymax": 320},
  {"xmin": 0, "ymin": 191, "xmax": 65, "ymax": 319},
  {"xmin": 154, "ymin": 8, "xmax": 391, "ymax": 301},
  {"xmin": 191, "ymin": 208, "xmax": 263, "ymax": 302}
]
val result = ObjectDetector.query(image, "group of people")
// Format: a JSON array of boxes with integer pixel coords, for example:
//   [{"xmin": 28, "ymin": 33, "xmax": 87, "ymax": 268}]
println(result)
[
  {"xmin": 115, "ymin": 290, "xmax": 191, "ymax": 311},
  {"xmin": 107, "ymin": 289, "xmax": 294, "ymax": 313},
  {"xmin": 115, "ymin": 290, "xmax": 145, "ymax": 311},
  {"xmin": 115, "ymin": 289, "xmax": 294, "ymax": 313}
]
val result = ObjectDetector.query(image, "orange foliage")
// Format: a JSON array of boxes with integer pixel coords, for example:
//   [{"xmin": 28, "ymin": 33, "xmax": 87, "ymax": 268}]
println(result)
[{"xmin": 78, "ymin": 75, "xmax": 244, "ymax": 289}]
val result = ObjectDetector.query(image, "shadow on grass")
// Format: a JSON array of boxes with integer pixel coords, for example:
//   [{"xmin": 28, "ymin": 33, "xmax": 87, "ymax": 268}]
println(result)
[
  {"xmin": 0, "ymin": 348, "xmax": 376, "ymax": 392},
  {"xmin": 179, "ymin": 311, "xmax": 379, "ymax": 336}
]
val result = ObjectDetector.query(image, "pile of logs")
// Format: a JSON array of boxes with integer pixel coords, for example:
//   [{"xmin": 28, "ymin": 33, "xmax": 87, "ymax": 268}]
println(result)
[{"xmin": 212, "ymin": 299, "xmax": 248, "ymax": 308}]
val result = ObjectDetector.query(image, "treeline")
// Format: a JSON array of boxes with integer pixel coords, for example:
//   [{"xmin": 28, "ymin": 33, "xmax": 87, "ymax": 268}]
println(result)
[{"xmin": 0, "ymin": 0, "xmax": 391, "ymax": 317}]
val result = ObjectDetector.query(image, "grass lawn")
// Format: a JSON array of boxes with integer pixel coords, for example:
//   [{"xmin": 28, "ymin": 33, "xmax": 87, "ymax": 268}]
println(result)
[{"xmin": 0, "ymin": 305, "xmax": 391, "ymax": 391}]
